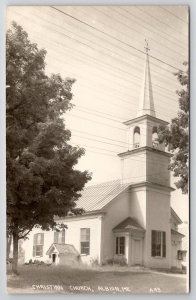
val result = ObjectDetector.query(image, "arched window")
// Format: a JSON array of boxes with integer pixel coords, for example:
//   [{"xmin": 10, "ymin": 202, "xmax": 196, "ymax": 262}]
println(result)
[
  {"xmin": 152, "ymin": 126, "xmax": 158, "ymax": 148},
  {"xmin": 133, "ymin": 126, "xmax": 140, "ymax": 148}
]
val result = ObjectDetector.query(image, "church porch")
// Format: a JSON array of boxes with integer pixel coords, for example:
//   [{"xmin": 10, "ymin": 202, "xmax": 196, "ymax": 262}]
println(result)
[{"xmin": 113, "ymin": 217, "xmax": 145, "ymax": 266}]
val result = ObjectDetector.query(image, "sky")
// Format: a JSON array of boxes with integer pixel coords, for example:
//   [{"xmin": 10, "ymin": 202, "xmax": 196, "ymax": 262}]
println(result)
[{"xmin": 6, "ymin": 6, "xmax": 189, "ymax": 221}]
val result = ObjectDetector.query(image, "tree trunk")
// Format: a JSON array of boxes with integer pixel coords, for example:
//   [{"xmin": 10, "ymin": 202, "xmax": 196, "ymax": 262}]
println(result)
[
  {"xmin": 12, "ymin": 227, "xmax": 19, "ymax": 275},
  {"xmin": 6, "ymin": 234, "xmax": 12, "ymax": 261}
]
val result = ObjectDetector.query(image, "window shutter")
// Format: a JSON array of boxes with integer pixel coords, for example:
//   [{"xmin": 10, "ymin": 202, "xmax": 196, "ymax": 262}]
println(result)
[
  {"xmin": 162, "ymin": 232, "xmax": 166, "ymax": 257},
  {"xmin": 54, "ymin": 231, "xmax": 58, "ymax": 243},
  {"xmin": 62, "ymin": 229, "xmax": 65, "ymax": 244},
  {"xmin": 151, "ymin": 230, "xmax": 156, "ymax": 257},
  {"xmin": 40, "ymin": 245, "xmax": 43, "ymax": 257},
  {"xmin": 116, "ymin": 237, "xmax": 119, "ymax": 254},
  {"xmin": 33, "ymin": 246, "xmax": 35, "ymax": 257},
  {"xmin": 87, "ymin": 228, "xmax": 90, "ymax": 241},
  {"xmin": 41, "ymin": 233, "xmax": 44, "ymax": 245},
  {"xmin": 33, "ymin": 234, "xmax": 37, "ymax": 245}
]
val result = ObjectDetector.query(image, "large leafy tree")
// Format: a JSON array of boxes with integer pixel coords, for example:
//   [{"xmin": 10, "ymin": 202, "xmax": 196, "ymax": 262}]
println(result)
[
  {"xmin": 6, "ymin": 22, "xmax": 91, "ymax": 274},
  {"xmin": 158, "ymin": 62, "xmax": 189, "ymax": 194}
]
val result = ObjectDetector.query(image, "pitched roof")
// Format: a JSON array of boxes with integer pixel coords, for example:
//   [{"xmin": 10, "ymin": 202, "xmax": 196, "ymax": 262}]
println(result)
[
  {"xmin": 76, "ymin": 179, "xmax": 130, "ymax": 211},
  {"xmin": 171, "ymin": 207, "xmax": 183, "ymax": 224},
  {"xmin": 179, "ymin": 225, "xmax": 188, "ymax": 251},
  {"xmin": 171, "ymin": 229, "xmax": 185, "ymax": 237},
  {"xmin": 46, "ymin": 243, "xmax": 79, "ymax": 256},
  {"xmin": 113, "ymin": 217, "xmax": 145, "ymax": 231},
  {"xmin": 75, "ymin": 180, "xmax": 182, "ymax": 221},
  {"xmin": 137, "ymin": 52, "xmax": 156, "ymax": 117}
]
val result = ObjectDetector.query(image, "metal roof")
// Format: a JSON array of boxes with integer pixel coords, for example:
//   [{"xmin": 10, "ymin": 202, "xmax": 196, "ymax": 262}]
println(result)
[{"xmin": 76, "ymin": 179, "xmax": 130, "ymax": 211}]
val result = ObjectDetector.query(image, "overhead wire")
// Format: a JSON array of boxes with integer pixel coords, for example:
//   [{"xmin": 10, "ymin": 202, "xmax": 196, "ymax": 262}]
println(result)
[
  {"xmin": 67, "ymin": 107, "xmax": 175, "ymax": 136},
  {"xmin": 73, "ymin": 102, "xmax": 178, "ymax": 124},
  {"xmin": 120, "ymin": 7, "xmax": 188, "ymax": 51},
  {"xmin": 39, "ymin": 42, "xmax": 180, "ymax": 112},
  {"xmin": 70, "ymin": 139, "xmax": 171, "ymax": 167},
  {"xmin": 94, "ymin": 6, "xmax": 186, "ymax": 61},
  {"xmin": 137, "ymin": 6, "xmax": 188, "ymax": 38},
  {"xmin": 12, "ymin": 8, "xmax": 185, "ymax": 103},
  {"xmin": 21, "ymin": 14, "xmax": 181, "ymax": 99},
  {"xmin": 51, "ymin": 6, "xmax": 185, "ymax": 72},
  {"xmin": 160, "ymin": 7, "xmax": 188, "ymax": 24}
]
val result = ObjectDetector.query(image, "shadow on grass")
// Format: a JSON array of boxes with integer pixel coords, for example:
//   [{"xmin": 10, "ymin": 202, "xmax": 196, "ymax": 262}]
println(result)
[{"xmin": 7, "ymin": 264, "xmax": 188, "ymax": 294}]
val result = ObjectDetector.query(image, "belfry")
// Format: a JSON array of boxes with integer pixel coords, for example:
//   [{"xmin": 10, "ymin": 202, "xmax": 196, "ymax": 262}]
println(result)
[{"xmin": 118, "ymin": 41, "xmax": 172, "ymax": 186}]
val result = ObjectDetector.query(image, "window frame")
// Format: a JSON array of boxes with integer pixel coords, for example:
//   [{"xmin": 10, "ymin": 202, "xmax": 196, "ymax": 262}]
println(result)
[
  {"xmin": 116, "ymin": 236, "xmax": 125, "ymax": 255},
  {"xmin": 54, "ymin": 229, "xmax": 65, "ymax": 244},
  {"xmin": 151, "ymin": 230, "xmax": 166, "ymax": 258},
  {"xmin": 33, "ymin": 233, "xmax": 44, "ymax": 257},
  {"xmin": 80, "ymin": 228, "xmax": 90, "ymax": 255}
]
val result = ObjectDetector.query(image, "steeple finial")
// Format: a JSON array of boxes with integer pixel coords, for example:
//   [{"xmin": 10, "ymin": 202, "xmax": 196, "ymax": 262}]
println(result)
[
  {"xmin": 144, "ymin": 39, "xmax": 150, "ymax": 54},
  {"xmin": 137, "ymin": 40, "xmax": 156, "ymax": 117}
]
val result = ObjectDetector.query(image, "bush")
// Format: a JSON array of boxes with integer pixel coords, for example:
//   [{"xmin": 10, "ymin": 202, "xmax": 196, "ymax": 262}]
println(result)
[
  {"xmin": 90, "ymin": 258, "xmax": 99, "ymax": 266},
  {"xmin": 105, "ymin": 256, "xmax": 127, "ymax": 266},
  {"xmin": 106, "ymin": 258, "xmax": 114, "ymax": 265}
]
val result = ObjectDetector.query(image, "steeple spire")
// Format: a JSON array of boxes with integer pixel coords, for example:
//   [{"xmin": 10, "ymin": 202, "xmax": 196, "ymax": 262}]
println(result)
[{"xmin": 137, "ymin": 40, "xmax": 156, "ymax": 117}]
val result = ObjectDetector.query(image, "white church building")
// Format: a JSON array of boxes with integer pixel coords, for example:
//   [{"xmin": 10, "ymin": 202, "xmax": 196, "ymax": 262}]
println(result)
[{"xmin": 22, "ymin": 47, "xmax": 185, "ymax": 269}]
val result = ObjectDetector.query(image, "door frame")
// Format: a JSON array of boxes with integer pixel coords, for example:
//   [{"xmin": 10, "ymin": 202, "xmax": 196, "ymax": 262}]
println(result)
[{"xmin": 131, "ymin": 237, "xmax": 143, "ymax": 265}]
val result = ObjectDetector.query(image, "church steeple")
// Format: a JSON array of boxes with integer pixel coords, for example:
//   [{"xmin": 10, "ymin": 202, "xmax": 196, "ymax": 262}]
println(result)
[
  {"xmin": 118, "ymin": 41, "xmax": 171, "ymax": 185},
  {"xmin": 137, "ymin": 40, "xmax": 156, "ymax": 117}
]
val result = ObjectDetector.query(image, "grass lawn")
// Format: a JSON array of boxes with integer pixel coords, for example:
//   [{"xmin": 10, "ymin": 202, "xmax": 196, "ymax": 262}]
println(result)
[{"xmin": 7, "ymin": 264, "xmax": 188, "ymax": 294}]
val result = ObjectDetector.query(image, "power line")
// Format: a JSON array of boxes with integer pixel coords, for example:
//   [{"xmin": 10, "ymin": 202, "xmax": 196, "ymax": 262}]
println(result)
[
  {"xmin": 44, "ymin": 7, "xmax": 184, "ymax": 79},
  {"xmin": 12, "ymin": 8, "xmax": 184, "ymax": 100},
  {"xmin": 80, "ymin": 148, "xmax": 117, "ymax": 158},
  {"xmin": 137, "ymin": 6, "xmax": 188, "ymax": 38},
  {"xmin": 95, "ymin": 6, "xmax": 186, "ymax": 61},
  {"xmin": 70, "ymin": 140, "xmax": 170, "ymax": 167},
  {"xmin": 72, "ymin": 128, "xmax": 126, "ymax": 145},
  {"xmin": 51, "ymin": 6, "xmax": 185, "ymax": 72},
  {"xmin": 72, "ymin": 133, "xmax": 125, "ymax": 149},
  {"xmin": 160, "ymin": 7, "xmax": 188, "ymax": 24},
  {"xmin": 27, "ymin": 16, "xmax": 180, "ymax": 98},
  {"xmin": 74, "ymin": 95, "xmax": 178, "ymax": 120},
  {"xmin": 77, "ymin": 105, "xmax": 124, "ymax": 122},
  {"xmin": 14, "ymin": 28, "xmax": 178, "ymax": 116},
  {"xmin": 45, "ymin": 33, "xmax": 181, "ymax": 102},
  {"xmin": 121, "ymin": 7, "xmax": 188, "ymax": 52},
  {"xmin": 69, "ymin": 107, "xmax": 176, "ymax": 133},
  {"xmin": 45, "ymin": 46, "xmax": 179, "ymax": 106},
  {"xmin": 10, "ymin": 9, "xmax": 181, "ymax": 120},
  {"xmin": 72, "ymin": 133, "xmax": 169, "ymax": 161},
  {"xmin": 75, "ymin": 107, "xmax": 124, "ymax": 124},
  {"xmin": 18, "ymin": 21, "xmax": 179, "ymax": 102},
  {"xmin": 42, "ymin": 41, "xmax": 180, "ymax": 109},
  {"xmin": 68, "ymin": 113, "xmax": 126, "ymax": 131}
]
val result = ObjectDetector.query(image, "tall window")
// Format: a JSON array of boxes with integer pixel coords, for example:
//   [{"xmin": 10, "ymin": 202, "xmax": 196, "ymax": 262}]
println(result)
[
  {"xmin": 133, "ymin": 126, "xmax": 140, "ymax": 148},
  {"xmin": 151, "ymin": 230, "xmax": 166, "ymax": 257},
  {"xmin": 152, "ymin": 126, "xmax": 159, "ymax": 148},
  {"xmin": 116, "ymin": 236, "xmax": 125, "ymax": 255},
  {"xmin": 33, "ymin": 233, "xmax": 44, "ymax": 257},
  {"xmin": 80, "ymin": 228, "xmax": 90, "ymax": 255},
  {"xmin": 54, "ymin": 229, "xmax": 65, "ymax": 244}
]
